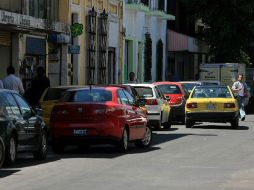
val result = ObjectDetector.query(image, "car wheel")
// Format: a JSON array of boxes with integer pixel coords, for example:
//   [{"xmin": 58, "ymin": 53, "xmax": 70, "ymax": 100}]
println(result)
[
  {"xmin": 52, "ymin": 140, "xmax": 65, "ymax": 154},
  {"xmin": 0, "ymin": 137, "xmax": 5, "ymax": 168},
  {"xmin": 186, "ymin": 118, "xmax": 194, "ymax": 128},
  {"xmin": 231, "ymin": 118, "xmax": 239, "ymax": 129},
  {"xmin": 118, "ymin": 128, "xmax": 129, "ymax": 152},
  {"xmin": 33, "ymin": 130, "xmax": 48, "ymax": 160},
  {"xmin": 5, "ymin": 135, "xmax": 17, "ymax": 166},
  {"xmin": 135, "ymin": 125, "xmax": 152, "ymax": 148}
]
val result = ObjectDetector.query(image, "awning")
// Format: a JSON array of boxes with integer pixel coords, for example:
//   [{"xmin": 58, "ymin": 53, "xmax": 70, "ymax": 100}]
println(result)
[{"xmin": 168, "ymin": 30, "xmax": 208, "ymax": 53}]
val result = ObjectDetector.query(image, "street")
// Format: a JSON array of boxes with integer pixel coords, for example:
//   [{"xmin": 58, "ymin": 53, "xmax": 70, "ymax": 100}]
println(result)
[{"xmin": 0, "ymin": 115, "xmax": 254, "ymax": 190}]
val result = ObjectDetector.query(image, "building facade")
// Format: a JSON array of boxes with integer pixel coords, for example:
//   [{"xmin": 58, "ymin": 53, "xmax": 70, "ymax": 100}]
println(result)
[
  {"xmin": 167, "ymin": 0, "xmax": 208, "ymax": 81},
  {"xmin": 123, "ymin": 0, "xmax": 175, "ymax": 83},
  {"xmin": 0, "ymin": 0, "xmax": 69, "ymax": 89}
]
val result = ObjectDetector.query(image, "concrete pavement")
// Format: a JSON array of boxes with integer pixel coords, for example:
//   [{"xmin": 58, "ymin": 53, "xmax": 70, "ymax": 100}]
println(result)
[{"xmin": 1, "ymin": 115, "xmax": 254, "ymax": 190}]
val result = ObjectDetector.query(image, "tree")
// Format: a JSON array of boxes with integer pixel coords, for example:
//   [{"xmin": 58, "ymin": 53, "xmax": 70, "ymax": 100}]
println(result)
[{"xmin": 181, "ymin": 0, "xmax": 254, "ymax": 64}]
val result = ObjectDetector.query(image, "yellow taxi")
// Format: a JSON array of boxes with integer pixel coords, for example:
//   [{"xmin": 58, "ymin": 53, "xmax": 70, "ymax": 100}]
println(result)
[
  {"xmin": 39, "ymin": 86, "xmax": 83, "ymax": 128},
  {"xmin": 185, "ymin": 85, "xmax": 239, "ymax": 129}
]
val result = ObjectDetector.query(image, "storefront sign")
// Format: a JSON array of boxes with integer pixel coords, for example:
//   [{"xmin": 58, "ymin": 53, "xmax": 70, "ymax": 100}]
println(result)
[
  {"xmin": 48, "ymin": 34, "xmax": 71, "ymax": 44},
  {"xmin": 26, "ymin": 37, "xmax": 46, "ymax": 55},
  {"xmin": 68, "ymin": 45, "xmax": 80, "ymax": 54},
  {"xmin": 0, "ymin": 10, "xmax": 69, "ymax": 34}
]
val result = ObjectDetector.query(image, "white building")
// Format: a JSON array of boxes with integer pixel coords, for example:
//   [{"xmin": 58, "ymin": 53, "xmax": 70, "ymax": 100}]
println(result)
[{"xmin": 123, "ymin": 0, "xmax": 175, "ymax": 83}]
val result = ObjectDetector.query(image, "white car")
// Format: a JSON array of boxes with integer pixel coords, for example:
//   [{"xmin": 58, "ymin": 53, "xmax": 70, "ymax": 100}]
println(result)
[{"xmin": 127, "ymin": 84, "xmax": 171, "ymax": 129}]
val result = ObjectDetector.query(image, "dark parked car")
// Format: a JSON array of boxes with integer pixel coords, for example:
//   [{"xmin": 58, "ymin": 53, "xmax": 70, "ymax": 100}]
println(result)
[{"xmin": 0, "ymin": 90, "xmax": 48, "ymax": 167}]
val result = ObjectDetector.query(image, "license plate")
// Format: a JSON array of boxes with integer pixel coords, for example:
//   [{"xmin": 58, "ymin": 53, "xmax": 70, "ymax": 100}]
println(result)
[
  {"xmin": 73, "ymin": 129, "xmax": 87, "ymax": 136},
  {"xmin": 207, "ymin": 104, "xmax": 216, "ymax": 110}
]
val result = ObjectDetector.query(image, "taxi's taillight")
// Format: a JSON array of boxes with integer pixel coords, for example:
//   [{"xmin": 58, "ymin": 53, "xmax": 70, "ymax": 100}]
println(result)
[
  {"xmin": 224, "ymin": 103, "xmax": 235, "ymax": 108},
  {"xmin": 187, "ymin": 103, "xmax": 197, "ymax": 108}
]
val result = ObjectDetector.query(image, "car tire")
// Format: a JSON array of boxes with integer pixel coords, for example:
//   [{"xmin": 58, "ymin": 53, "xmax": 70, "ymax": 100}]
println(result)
[
  {"xmin": 135, "ymin": 125, "xmax": 152, "ymax": 148},
  {"xmin": 0, "ymin": 137, "xmax": 5, "ymax": 168},
  {"xmin": 4, "ymin": 135, "xmax": 17, "ymax": 166},
  {"xmin": 231, "ymin": 118, "xmax": 239, "ymax": 129},
  {"xmin": 52, "ymin": 140, "xmax": 65, "ymax": 154},
  {"xmin": 186, "ymin": 118, "xmax": 194, "ymax": 128},
  {"xmin": 118, "ymin": 128, "xmax": 129, "ymax": 152},
  {"xmin": 33, "ymin": 130, "xmax": 48, "ymax": 160}
]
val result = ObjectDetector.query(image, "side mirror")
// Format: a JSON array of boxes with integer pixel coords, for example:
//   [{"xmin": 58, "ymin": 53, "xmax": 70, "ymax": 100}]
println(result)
[
  {"xmin": 34, "ymin": 108, "xmax": 43, "ymax": 116},
  {"xmin": 138, "ymin": 99, "xmax": 146, "ymax": 107},
  {"xmin": 164, "ymin": 95, "xmax": 171, "ymax": 101}
]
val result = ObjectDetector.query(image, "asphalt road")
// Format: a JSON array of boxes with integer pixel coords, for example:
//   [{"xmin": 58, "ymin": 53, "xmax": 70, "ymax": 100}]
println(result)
[{"xmin": 1, "ymin": 115, "xmax": 254, "ymax": 190}]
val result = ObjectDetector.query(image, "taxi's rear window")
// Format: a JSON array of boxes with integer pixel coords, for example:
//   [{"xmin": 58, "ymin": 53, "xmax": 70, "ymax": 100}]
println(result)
[
  {"xmin": 192, "ymin": 87, "xmax": 232, "ymax": 98},
  {"xmin": 43, "ymin": 88, "xmax": 68, "ymax": 101}
]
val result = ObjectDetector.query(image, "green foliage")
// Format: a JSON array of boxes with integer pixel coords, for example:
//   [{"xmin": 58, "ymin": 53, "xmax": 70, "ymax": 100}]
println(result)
[
  {"xmin": 181, "ymin": 0, "xmax": 254, "ymax": 64},
  {"xmin": 71, "ymin": 23, "xmax": 83, "ymax": 37}
]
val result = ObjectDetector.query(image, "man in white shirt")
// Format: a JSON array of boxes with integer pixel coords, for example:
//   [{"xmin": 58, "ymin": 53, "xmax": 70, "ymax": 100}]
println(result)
[
  {"xmin": 3, "ymin": 66, "xmax": 24, "ymax": 95},
  {"xmin": 0, "ymin": 80, "xmax": 3, "ymax": 89},
  {"xmin": 232, "ymin": 74, "xmax": 248, "ymax": 121}
]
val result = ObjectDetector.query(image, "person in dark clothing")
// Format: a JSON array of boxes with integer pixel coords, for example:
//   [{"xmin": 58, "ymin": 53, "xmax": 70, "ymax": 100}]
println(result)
[{"xmin": 29, "ymin": 67, "xmax": 50, "ymax": 107}]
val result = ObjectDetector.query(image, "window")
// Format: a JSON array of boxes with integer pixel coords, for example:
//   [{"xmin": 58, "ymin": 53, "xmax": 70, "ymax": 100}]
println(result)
[
  {"xmin": 117, "ymin": 90, "xmax": 129, "ymax": 105},
  {"xmin": 134, "ymin": 87, "xmax": 153, "ymax": 98},
  {"xmin": 62, "ymin": 89, "xmax": 112, "ymax": 103},
  {"xmin": 28, "ymin": 0, "xmax": 58, "ymax": 20},
  {"xmin": 5, "ymin": 94, "xmax": 22, "ymax": 119},
  {"xmin": 123, "ymin": 90, "xmax": 135, "ymax": 106},
  {"xmin": 155, "ymin": 86, "xmax": 163, "ymax": 98},
  {"xmin": 13, "ymin": 94, "xmax": 31, "ymax": 116},
  {"xmin": 157, "ymin": 85, "xmax": 181, "ymax": 94},
  {"xmin": 0, "ymin": 0, "xmax": 22, "ymax": 13}
]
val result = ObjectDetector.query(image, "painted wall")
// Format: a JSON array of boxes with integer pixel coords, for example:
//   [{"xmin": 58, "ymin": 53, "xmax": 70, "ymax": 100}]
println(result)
[{"xmin": 124, "ymin": 8, "xmax": 168, "ymax": 83}]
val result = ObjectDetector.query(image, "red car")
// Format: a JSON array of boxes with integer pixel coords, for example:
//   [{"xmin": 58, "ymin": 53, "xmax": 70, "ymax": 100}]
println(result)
[
  {"xmin": 50, "ymin": 86, "xmax": 152, "ymax": 152},
  {"xmin": 153, "ymin": 82, "xmax": 189, "ymax": 123}
]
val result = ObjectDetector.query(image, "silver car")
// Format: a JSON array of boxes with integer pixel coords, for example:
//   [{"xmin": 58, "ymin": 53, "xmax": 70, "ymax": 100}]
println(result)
[{"xmin": 127, "ymin": 84, "xmax": 171, "ymax": 129}]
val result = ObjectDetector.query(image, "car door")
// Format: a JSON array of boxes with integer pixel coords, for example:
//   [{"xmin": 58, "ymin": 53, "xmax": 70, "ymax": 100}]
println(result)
[
  {"xmin": 155, "ymin": 87, "xmax": 170, "ymax": 123},
  {"xmin": 117, "ymin": 89, "xmax": 137, "ymax": 140},
  {"xmin": 5, "ymin": 93, "xmax": 28, "ymax": 147},
  {"xmin": 13, "ymin": 94, "xmax": 39, "ymax": 146},
  {"xmin": 123, "ymin": 90, "xmax": 146, "ymax": 139}
]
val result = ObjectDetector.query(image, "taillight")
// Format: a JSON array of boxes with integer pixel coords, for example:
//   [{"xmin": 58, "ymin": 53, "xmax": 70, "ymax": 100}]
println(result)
[
  {"xmin": 224, "ymin": 103, "xmax": 235, "ymax": 108},
  {"xmin": 146, "ymin": 99, "xmax": 158, "ymax": 105},
  {"xmin": 187, "ymin": 103, "xmax": 197, "ymax": 108},
  {"xmin": 176, "ymin": 97, "xmax": 183, "ymax": 104}
]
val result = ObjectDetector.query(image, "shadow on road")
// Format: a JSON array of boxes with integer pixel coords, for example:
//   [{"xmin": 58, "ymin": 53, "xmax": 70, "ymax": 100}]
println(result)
[
  {"xmin": 191, "ymin": 125, "xmax": 249, "ymax": 130},
  {"xmin": 0, "ymin": 169, "xmax": 20, "ymax": 178},
  {"xmin": 152, "ymin": 132, "xmax": 218, "ymax": 146}
]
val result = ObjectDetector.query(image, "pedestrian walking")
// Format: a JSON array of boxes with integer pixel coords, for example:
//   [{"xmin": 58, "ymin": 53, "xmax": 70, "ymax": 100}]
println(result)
[
  {"xmin": 127, "ymin": 72, "xmax": 139, "ymax": 84},
  {"xmin": 0, "ymin": 80, "xmax": 3, "ymax": 89},
  {"xmin": 29, "ymin": 67, "xmax": 50, "ymax": 107},
  {"xmin": 232, "ymin": 74, "xmax": 248, "ymax": 121},
  {"xmin": 2, "ymin": 66, "xmax": 24, "ymax": 95}
]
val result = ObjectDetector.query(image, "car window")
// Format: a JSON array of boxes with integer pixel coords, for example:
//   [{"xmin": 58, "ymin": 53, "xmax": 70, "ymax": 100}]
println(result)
[
  {"xmin": 123, "ymin": 90, "xmax": 135, "ymax": 106},
  {"xmin": 155, "ymin": 86, "xmax": 163, "ymax": 99},
  {"xmin": 182, "ymin": 83, "xmax": 200, "ymax": 93},
  {"xmin": 1, "ymin": 93, "xmax": 22, "ymax": 119},
  {"xmin": 192, "ymin": 87, "xmax": 232, "ymax": 98},
  {"xmin": 157, "ymin": 85, "xmax": 181, "ymax": 94},
  {"xmin": 117, "ymin": 90, "xmax": 130, "ymax": 105},
  {"xmin": 134, "ymin": 87, "xmax": 154, "ymax": 98},
  {"xmin": 43, "ymin": 88, "xmax": 68, "ymax": 101},
  {"xmin": 13, "ymin": 94, "xmax": 32, "ymax": 116},
  {"xmin": 64, "ymin": 89, "xmax": 112, "ymax": 103}
]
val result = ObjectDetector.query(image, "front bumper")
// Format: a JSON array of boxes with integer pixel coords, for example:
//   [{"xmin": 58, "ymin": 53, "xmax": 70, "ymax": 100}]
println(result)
[{"xmin": 186, "ymin": 111, "xmax": 239, "ymax": 122}]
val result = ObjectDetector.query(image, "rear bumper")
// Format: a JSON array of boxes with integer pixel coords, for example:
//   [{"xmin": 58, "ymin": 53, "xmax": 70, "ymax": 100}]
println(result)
[
  {"xmin": 186, "ymin": 111, "xmax": 239, "ymax": 122},
  {"xmin": 51, "ymin": 122, "xmax": 123, "ymax": 144},
  {"xmin": 147, "ymin": 112, "xmax": 160, "ymax": 124}
]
